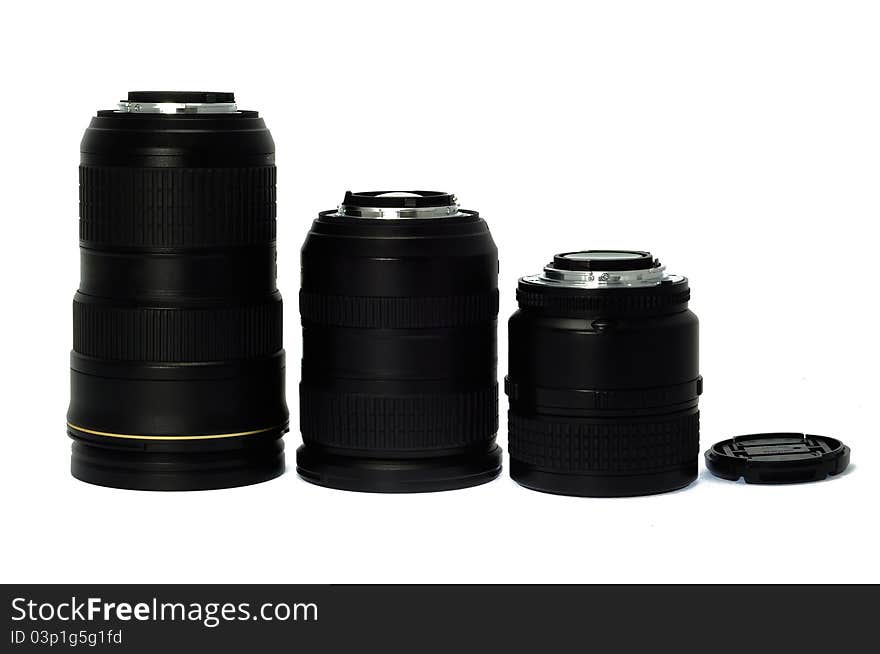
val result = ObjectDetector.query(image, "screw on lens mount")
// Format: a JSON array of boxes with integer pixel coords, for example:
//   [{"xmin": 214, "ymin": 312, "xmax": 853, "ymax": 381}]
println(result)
[
  {"xmin": 506, "ymin": 250, "xmax": 701, "ymax": 497},
  {"xmin": 67, "ymin": 92, "xmax": 289, "ymax": 490},
  {"xmin": 296, "ymin": 191, "xmax": 502, "ymax": 492}
]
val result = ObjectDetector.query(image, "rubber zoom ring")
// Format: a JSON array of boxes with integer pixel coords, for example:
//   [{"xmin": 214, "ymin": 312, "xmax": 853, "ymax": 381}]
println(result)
[
  {"xmin": 516, "ymin": 287, "xmax": 690, "ymax": 314},
  {"xmin": 508, "ymin": 411, "xmax": 700, "ymax": 473},
  {"xmin": 73, "ymin": 300, "xmax": 283, "ymax": 362},
  {"xmin": 79, "ymin": 166, "xmax": 276, "ymax": 247},
  {"xmin": 300, "ymin": 385, "xmax": 499, "ymax": 450},
  {"xmin": 299, "ymin": 290, "xmax": 499, "ymax": 328}
]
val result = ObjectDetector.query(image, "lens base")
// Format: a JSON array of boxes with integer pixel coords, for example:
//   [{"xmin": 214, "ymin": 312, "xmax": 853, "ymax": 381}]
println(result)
[
  {"xmin": 510, "ymin": 459, "xmax": 697, "ymax": 497},
  {"xmin": 70, "ymin": 431, "xmax": 286, "ymax": 491},
  {"xmin": 296, "ymin": 444, "xmax": 502, "ymax": 493}
]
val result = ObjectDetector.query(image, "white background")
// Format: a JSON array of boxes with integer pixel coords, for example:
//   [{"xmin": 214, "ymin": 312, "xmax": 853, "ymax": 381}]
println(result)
[{"xmin": 1, "ymin": 0, "xmax": 877, "ymax": 584}]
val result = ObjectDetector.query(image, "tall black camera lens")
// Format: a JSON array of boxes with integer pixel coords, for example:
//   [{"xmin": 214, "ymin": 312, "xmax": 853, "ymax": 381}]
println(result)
[
  {"xmin": 67, "ymin": 92, "xmax": 289, "ymax": 491},
  {"xmin": 297, "ymin": 191, "xmax": 501, "ymax": 492},
  {"xmin": 506, "ymin": 250, "xmax": 701, "ymax": 497}
]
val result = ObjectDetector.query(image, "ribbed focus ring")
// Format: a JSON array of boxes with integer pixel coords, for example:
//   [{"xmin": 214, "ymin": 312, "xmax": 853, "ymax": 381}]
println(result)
[
  {"xmin": 79, "ymin": 166, "xmax": 276, "ymax": 247},
  {"xmin": 73, "ymin": 299, "xmax": 282, "ymax": 361},
  {"xmin": 300, "ymin": 385, "xmax": 499, "ymax": 450},
  {"xmin": 516, "ymin": 287, "xmax": 690, "ymax": 315},
  {"xmin": 299, "ymin": 290, "xmax": 499, "ymax": 328},
  {"xmin": 508, "ymin": 411, "xmax": 699, "ymax": 473}
]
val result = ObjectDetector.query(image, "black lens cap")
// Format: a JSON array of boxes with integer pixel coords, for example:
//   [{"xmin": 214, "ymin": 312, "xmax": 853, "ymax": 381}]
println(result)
[{"xmin": 705, "ymin": 433, "xmax": 850, "ymax": 484}]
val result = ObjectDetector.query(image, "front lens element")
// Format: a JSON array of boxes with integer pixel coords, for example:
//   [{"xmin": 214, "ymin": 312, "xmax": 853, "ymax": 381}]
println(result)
[{"xmin": 67, "ymin": 92, "xmax": 289, "ymax": 491}]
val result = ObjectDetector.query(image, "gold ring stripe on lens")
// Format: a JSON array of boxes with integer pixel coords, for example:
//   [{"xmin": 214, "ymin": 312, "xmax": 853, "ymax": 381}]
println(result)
[{"xmin": 66, "ymin": 422, "xmax": 280, "ymax": 441}]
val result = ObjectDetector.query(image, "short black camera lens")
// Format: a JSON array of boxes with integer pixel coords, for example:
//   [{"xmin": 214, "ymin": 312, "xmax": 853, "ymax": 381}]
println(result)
[
  {"xmin": 506, "ymin": 250, "xmax": 701, "ymax": 497},
  {"xmin": 67, "ymin": 92, "xmax": 289, "ymax": 491},
  {"xmin": 297, "ymin": 191, "xmax": 502, "ymax": 492}
]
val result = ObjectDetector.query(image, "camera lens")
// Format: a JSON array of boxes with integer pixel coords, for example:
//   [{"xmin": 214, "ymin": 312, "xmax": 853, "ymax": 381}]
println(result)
[
  {"xmin": 297, "ymin": 191, "xmax": 501, "ymax": 492},
  {"xmin": 67, "ymin": 92, "xmax": 289, "ymax": 490},
  {"xmin": 506, "ymin": 250, "xmax": 701, "ymax": 496}
]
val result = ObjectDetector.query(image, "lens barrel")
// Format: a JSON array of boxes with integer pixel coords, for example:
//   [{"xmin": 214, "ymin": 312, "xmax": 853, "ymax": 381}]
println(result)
[
  {"xmin": 506, "ymin": 251, "xmax": 701, "ymax": 497},
  {"xmin": 297, "ymin": 191, "xmax": 502, "ymax": 492},
  {"xmin": 67, "ymin": 92, "xmax": 289, "ymax": 491}
]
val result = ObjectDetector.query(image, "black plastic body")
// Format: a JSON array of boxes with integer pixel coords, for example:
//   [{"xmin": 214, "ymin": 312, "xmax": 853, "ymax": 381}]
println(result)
[
  {"xmin": 67, "ymin": 96, "xmax": 289, "ymax": 490},
  {"xmin": 506, "ymin": 275, "xmax": 701, "ymax": 497},
  {"xmin": 297, "ymin": 207, "xmax": 501, "ymax": 492}
]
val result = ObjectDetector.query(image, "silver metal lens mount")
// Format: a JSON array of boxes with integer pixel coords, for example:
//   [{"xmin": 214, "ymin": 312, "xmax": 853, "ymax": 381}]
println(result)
[
  {"xmin": 335, "ymin": 192, "xmax": 465, "ymax": 219},
  {"xmin": 524, "ymin": 260, "xmax": 682, "ymax": 289},
  {"xmin": 116, "ymin": 100, "xmax": 239, "ymax": 114}
]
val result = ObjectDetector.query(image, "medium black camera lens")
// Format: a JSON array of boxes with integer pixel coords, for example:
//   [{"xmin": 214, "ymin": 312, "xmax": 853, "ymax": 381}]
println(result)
[
  {"xmin": 506, "ymin": 250, "xmax": 701, "ymax": 497},
  {"xmin": 297, "ymin": 191, "xmax": 501, "ymax": 492},
  {"xmin": 67, "ymin": 92, "xmax": 289, "ymax": 491}
]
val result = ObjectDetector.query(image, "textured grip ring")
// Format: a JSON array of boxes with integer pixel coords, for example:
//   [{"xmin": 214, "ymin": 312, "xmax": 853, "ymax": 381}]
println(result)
[
  {"xmin": 301, "ymin": 385, "xmax": 498, "ymax": 451},
  {"xmin": 79, "ymin": 166, "xmax": 276, "ymax": 248},
  {"xmin": 299, "ymin": 290, "xmax": 499, "ymax": 329},
  {"xmin": 516, "ymin": 287, "xmax": 690, "ymax": 315},
  {"xmin": 508, "ymin": 411, "xmax": 699, "ymax": 473},
  {"xmin": 73, "ymin": 299, "xmax": 282, "ymax": 362}
]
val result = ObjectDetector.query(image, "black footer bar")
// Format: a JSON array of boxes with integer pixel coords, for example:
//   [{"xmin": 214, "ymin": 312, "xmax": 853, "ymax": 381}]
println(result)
[{"xmin": 4, "ymin": 584, "xmax": 875, "ymax": 653}]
